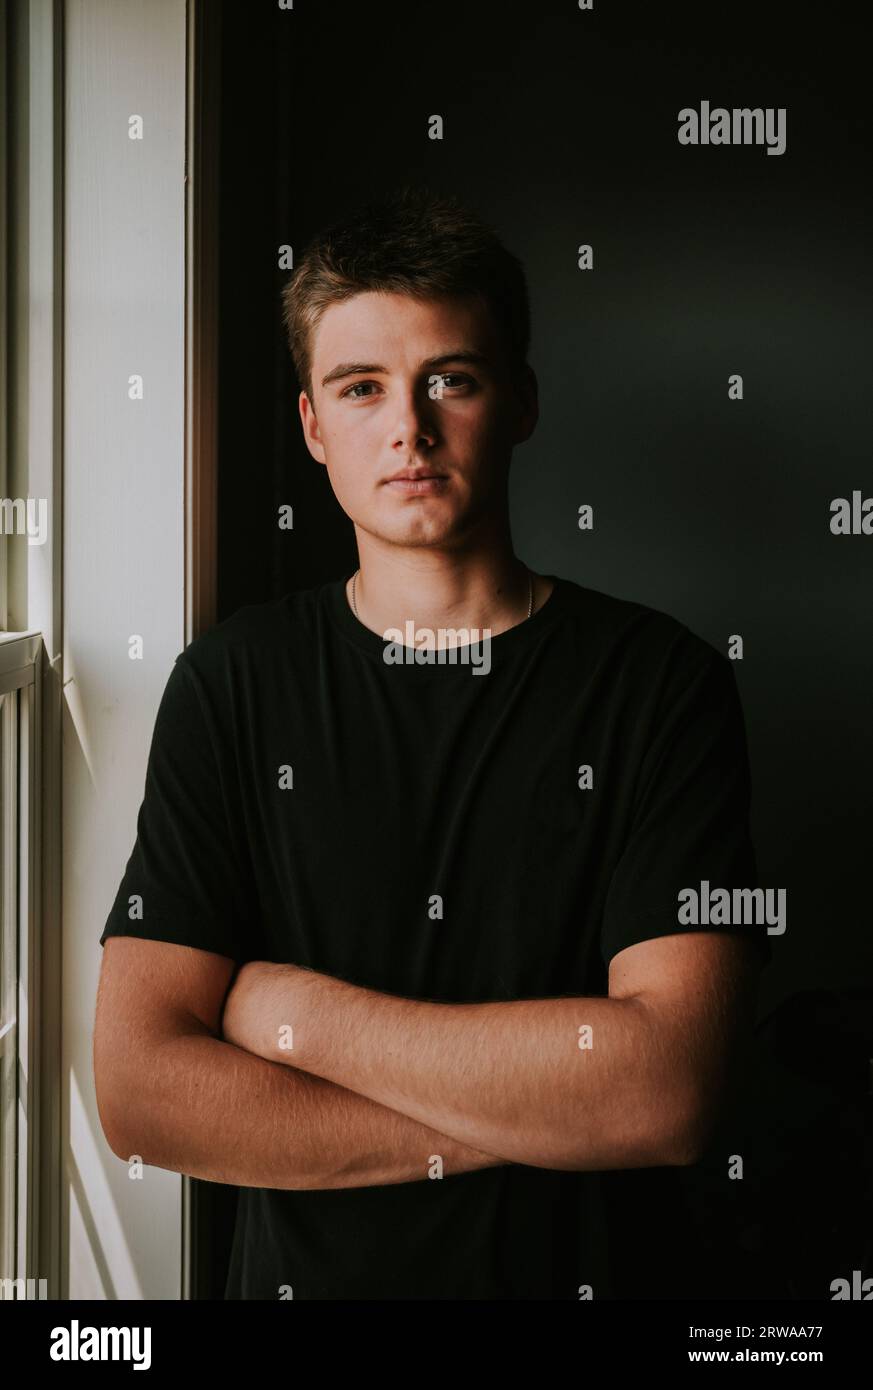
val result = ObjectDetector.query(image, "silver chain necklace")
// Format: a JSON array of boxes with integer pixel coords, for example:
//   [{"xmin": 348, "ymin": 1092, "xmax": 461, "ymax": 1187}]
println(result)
[{"xmin": 351, "ymin": 567, "xmax": 534, "ymax": 624}]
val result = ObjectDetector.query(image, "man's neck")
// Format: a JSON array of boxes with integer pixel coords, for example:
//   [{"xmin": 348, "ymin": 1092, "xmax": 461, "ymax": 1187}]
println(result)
[{"xmin": 347, "ymin": 543, "xmax": 553, "ymax": 647}]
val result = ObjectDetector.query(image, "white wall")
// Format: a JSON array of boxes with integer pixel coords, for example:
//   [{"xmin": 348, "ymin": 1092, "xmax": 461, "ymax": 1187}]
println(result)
[{"xmin": 63, "ymin": 0, "xmax": 186, "ymax": 1299}]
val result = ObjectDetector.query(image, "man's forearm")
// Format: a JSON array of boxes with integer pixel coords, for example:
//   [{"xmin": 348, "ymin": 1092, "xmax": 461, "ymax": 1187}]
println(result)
[
  {"xmin": 104, "ymin": 1021, "xmax": 507, "ymax": 1190},
  {"xmin": 223, "ymin": 964, "xmax": 693, "ymax": 1172}
]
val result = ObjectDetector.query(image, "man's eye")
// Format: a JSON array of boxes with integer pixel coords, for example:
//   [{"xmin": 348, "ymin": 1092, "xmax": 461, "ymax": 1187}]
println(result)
[
  {"xmin": 340, "ymin": 374, "xmax": 474, "ymax": 400},
  {"xmin": 433, "ymin": 374, "xmax": 471, "ymax": 391},
  {"xmin": 341, "ymin": 381, "xmax": 380, "ymax": 400}
]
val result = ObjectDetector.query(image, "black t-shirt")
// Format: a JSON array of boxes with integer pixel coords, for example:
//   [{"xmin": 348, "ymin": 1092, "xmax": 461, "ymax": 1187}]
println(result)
[{"xmin": 100, "ymin": 572, "xmax": 771, "ymax": 1300}]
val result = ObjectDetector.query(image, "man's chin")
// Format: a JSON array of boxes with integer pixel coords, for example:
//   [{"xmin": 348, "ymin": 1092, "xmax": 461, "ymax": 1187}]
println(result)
[{"xmin": 365, "ymin": 515, "xmax": 470, "ymax": 549}]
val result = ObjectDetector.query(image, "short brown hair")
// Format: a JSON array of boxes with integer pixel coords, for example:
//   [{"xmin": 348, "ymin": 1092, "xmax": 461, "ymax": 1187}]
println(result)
[{"xmin": 280, "ymin": 184, "xmax": 531, "ymax": 403}]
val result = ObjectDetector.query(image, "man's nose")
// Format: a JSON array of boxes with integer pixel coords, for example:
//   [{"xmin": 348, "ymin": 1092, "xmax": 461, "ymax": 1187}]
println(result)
[{"xmin": 390, "ymin": 383, "xmax": 438, "ymax": 448}]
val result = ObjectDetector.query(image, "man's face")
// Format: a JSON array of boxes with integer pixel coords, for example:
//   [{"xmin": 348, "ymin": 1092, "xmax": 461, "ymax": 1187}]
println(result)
[{"xmin": 299, "ymin": 290, "xmax": 537, "ymax": 549}]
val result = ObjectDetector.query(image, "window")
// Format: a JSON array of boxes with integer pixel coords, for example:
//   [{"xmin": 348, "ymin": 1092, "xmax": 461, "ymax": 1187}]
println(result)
[
  {"xmin": 0, "ymin": 0, "xmax": 61, "ymax": 1300},
  {"xmin": 0, "ymin": 632, "xmax": 42, "ymax": 1298}
]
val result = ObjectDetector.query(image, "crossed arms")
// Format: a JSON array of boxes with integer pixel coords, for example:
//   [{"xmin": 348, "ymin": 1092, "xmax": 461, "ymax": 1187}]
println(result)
[{"xmin": 94, "ymin": 930, "xmax": 759, "ymax": 1190}]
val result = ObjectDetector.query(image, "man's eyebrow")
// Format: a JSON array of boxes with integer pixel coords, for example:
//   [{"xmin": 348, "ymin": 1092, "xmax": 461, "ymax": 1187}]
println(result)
[{"xmin": 321, "ymin": 350, "xmax": 491, "ymax": 388}]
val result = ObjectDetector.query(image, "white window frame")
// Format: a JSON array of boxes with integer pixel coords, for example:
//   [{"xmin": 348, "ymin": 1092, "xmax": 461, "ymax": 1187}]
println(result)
[
  {"xmin": 0, "ymin": 0, "xmax": 63, "ymax": 1300},
  {"xmin": 0, "ymin": 631, "xmax": 44, "ymax": 1297},
  {"xmin": 1, "ymin": 0, "xmax": 218, "ymax": 1299}
]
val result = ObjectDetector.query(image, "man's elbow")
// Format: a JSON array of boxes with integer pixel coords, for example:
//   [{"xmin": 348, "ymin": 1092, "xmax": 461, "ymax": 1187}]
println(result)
[
  {"xmin": 97, "ymin": 1069, "xmax": 171, "ymax": 1169},
  {"xmin": 93, "ymin": 1039, "xmax": 151, "ymax": 1167},
  {"xmin": 555, "ymin": 1102, "xmax": 704, "ymax": 1172},
  {"xmin": 664, "ymin": 1130, "xmax": 705, "ymax": 1168},
  {"xmin": 94, "ymin": 1067, "xmax": 133, "ymax": 1161},
  {"xmin": 656, "ymin": 1090, "xmax": 713, "ymax": 1167}
]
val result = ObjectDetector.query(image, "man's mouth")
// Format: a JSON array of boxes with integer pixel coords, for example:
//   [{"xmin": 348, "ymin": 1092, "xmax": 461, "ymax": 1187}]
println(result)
[{"xmin": 383, "ymin": 470, "xmax": 449, "ymax": 493}]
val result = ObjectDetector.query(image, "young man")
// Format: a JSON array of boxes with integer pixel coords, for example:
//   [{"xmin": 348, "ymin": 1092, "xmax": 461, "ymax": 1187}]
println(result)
[{"xmin": 95, "ymin": 185, "xmax": 770, "ymax": 1300}]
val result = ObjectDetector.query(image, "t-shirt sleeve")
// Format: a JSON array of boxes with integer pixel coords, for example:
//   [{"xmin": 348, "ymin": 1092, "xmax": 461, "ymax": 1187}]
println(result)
[
  {"xmin": 600, "ymin": 641, "xmax": 773, "ymax": 971},
  {"xmin": 100, "ymin": 653, "xmax": 255, "ymax": 963}
]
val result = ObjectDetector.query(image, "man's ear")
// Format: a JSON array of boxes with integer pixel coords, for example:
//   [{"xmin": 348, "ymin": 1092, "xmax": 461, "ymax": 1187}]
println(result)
[
  {"xmin": 298, "ymin": 389, "xmax": 327, "ymax": 464},
  {"xmin": 512, "ymin": 364, "xmax": 539, "ymax": 446}
]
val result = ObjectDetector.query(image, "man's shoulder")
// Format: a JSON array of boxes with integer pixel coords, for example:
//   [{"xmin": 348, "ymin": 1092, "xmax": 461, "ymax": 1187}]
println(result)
[
  {"xmin": 553, "ymin": 575, "xmax": 731, "ymax": 684},
  {"xmin": 175, "ymin": 580, "xmax": 335, "ymax": 682}
]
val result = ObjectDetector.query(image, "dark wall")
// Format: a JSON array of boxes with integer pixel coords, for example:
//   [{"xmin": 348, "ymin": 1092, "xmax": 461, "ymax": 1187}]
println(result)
[{"xmin": 208, "ymin": 0, "xmax": 872, "ymax": 1300}]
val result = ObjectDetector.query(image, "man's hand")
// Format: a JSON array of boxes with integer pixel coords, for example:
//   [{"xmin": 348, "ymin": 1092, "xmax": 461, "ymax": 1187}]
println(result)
[{"xmin": 220, "ymin": 959, "xmax": 307, "ymax": 1057}]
